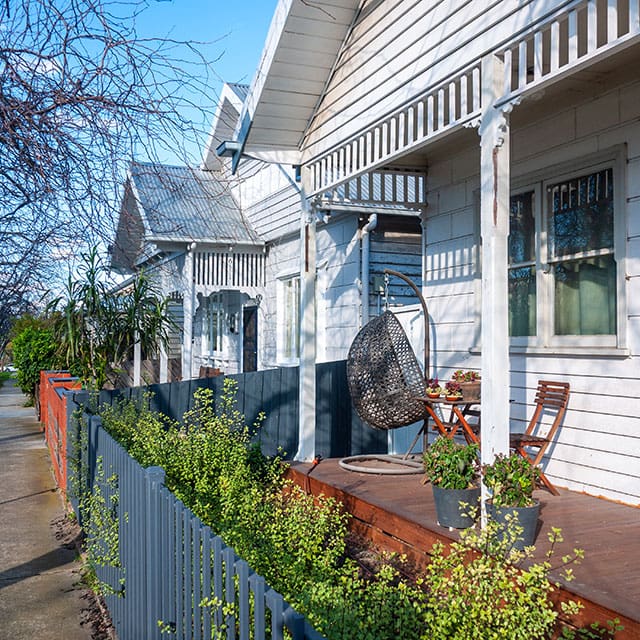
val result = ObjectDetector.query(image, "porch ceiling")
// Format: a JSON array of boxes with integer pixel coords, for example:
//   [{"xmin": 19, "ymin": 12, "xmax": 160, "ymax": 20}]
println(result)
[{"xmin": 238, "ymin": 0, "xmax": 360, "ymax": 163}]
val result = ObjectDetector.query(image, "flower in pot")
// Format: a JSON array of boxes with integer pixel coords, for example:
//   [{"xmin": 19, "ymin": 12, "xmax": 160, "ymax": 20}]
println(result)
[
  {"xmin": 426, "ymin": 377, "xmax": 442, "ymax": 398},
  {"xmin": 451, "ymin": 370, "xmax": 481, "ymax": 402},
  {"xmin": 423, "ymin": 436, "xmax": 480, "ymax": 529},
  {"xmin": 444, "ymin": 380, "xmax": 462, "ymax": 402},
  {"xmin": 452, "ymin": 369, "xmax": 481, "ymax": 383},
  {"xmin": 483, "ymin": 453, "xmax": 541, "ymax": 549}
]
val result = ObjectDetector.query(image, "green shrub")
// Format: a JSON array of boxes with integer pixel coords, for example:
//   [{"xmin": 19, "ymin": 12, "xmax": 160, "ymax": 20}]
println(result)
[
  {"xmin": 11, "ymin": 317, "xmax": 61, "ymax": 399},
  {"xmin": 419, "ymin": 519, "xmax": 585, "ymax": 639},
  {"xmin": 95, "ymin": 381, "xmax": 618, "ymax": 640}
]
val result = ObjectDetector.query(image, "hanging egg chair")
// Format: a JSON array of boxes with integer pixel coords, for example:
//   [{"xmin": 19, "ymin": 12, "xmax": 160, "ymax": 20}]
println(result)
[{"xmin": 340, "ymin": 269, "xmax": 430, "ymax": 474}]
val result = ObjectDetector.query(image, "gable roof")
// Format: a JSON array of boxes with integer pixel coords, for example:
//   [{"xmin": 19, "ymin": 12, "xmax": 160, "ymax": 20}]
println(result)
[
  {"xmin": 111, "ymin": 163, "xmax": 263, "ymax": 273},
  {"xmin": 131, "ymin": 163, "xmax": 262, "ymax": 244},
  {"xmin": 202, "ymin": 82, "xmax": 250, "ymax": 171},
  {"xmin": 233, "ymin": 0, "xmax": 361, "ymax": 164}
]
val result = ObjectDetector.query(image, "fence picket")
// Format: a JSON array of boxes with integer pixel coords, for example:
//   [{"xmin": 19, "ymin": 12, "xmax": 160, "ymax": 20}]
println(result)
[
  {"xmin": 223, "ymin": 547, "xmax": 236, "ymax": 640},
  {"xmin": 237, "ymin": 560, "xmax": 250, "ymax": 640},
  {"xmin": 192, "ymin": 520, "xmax": 202, "ymax": 640},
  {"xmin": 176, "ymin": 501, "xmax": 185, "ymax": 639},
  {"xmin": 202, "ymin": 527, "xmax": 213, "ymax": 640},
  {"xmin": 63, "ymin": 395, "xmax": 325, "ymax": 640}
]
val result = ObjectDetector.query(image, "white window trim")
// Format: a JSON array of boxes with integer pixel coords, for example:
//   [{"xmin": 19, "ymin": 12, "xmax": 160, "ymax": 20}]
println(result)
[
  {"xmin": 474, "ymin": 145, "xmax": 628, "ymax": 356},
  {"xmin": 202, "ymin": 292, "xmax": 224, "ymax": 356},
  {"xmin": 276, "ymin": 272, "xmax": 300, "ymax": 366}
]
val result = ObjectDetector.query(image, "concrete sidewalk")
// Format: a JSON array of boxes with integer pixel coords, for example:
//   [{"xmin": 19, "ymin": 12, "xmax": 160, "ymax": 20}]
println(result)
[{"xmin": 0, "ymin": 379, "xmax": 94, "ymax": 640}]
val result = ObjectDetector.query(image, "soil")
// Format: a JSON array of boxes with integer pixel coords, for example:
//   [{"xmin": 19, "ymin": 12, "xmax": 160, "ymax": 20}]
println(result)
[
  {"xmin": 345, "ymin": 532, "xmax": 422, "ymax": 584},
  {"xmin": 51, "ymin": 514, "xmax": 116, "ymax": 640}
]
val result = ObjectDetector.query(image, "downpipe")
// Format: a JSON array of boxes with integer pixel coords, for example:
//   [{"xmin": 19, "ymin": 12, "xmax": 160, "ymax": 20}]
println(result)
[{"xmin": 361, "ymin": 213, "xmax": 378, "ymax": 327}]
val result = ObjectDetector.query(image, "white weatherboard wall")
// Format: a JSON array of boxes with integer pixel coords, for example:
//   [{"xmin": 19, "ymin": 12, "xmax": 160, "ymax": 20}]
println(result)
[
  {"xmin": 422, "ymin": 77, "xmax": 640, "ymax": 506},
  {"xmin": 236, "ymin": 161, "xmax": 364, "ymax": 367},
  {"xmin": 302, "ymin": 0, "xmax": 573, "ymax": 163}
]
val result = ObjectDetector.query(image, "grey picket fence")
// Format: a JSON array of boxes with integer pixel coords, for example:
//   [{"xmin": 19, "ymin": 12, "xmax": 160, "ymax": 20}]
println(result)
[{"xmin": 65, "ymin": 400, "xmax": 324, "ymax": 640}]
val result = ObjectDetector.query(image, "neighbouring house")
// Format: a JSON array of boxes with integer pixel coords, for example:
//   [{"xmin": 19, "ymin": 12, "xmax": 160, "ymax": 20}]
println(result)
[
  {"xmin": 110, "ymin": 155, "xmax": 266, "ymax": 380},
  {"xmin": 212, "ymin": 0, "xmax": 640, "ymax": 506},
  {"xmin": 112, "ymin": 79, "xmax": 422, "ymax": 387}
]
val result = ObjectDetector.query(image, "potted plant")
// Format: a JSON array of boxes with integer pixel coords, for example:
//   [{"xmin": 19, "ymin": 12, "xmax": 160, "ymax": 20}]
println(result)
[
  {"xmin": 426, "ymin": 377, "xmax": 442, "ymax": 399},
  {"xmin": 451, "ymin": 370, "xmax": 481, "ymax": 402},
  {"xmin": 483, "ymin": 453, "xmax": 541, "ymax": 549},
  {"xmin": 444, "ymin": 380, "xmax": 462, "ymax": 401},
  {"xmin": 423, "ymin": 436, "xmax": 480, "ymax": 529}
]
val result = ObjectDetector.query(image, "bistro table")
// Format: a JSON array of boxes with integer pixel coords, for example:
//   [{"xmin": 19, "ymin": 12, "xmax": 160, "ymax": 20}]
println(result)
[{"xmin": 416, "ymin": 396, "xmax": 481, "ymax": 445}]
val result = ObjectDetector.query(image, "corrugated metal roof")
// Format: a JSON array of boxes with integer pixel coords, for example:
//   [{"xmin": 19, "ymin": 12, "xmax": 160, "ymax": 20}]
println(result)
[{"xmin": 130, "ymin": 163, "xmax": 263, "ymax": 246}]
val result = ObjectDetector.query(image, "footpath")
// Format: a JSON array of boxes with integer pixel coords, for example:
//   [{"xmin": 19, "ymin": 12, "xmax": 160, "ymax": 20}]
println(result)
[{"xmin": 0, "ymin": 379, "xmax": 95, "ymax": 640}]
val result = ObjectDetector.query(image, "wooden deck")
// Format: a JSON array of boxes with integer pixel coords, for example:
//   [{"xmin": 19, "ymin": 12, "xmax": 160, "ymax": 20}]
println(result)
[{"xmin": 287, "ymin": 458, "xmax": 640, "ymax": 638}]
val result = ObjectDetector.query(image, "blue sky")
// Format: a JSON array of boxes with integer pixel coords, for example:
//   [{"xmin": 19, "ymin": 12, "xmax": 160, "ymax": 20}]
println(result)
[{"xmin": 136, "ymin": 0, "xmax": 278, "ymax": 163}]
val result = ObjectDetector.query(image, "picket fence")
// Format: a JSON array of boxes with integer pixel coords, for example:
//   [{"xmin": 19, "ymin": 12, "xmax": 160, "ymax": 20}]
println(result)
[{"xmin": 64, "ymin": 393, "xmax": 325, "ymax": 640}]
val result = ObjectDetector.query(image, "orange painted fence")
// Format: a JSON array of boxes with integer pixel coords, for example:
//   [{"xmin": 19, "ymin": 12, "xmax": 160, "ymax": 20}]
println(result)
[{"xmin": 39, "ymin": 370, "xmax": 82, "ymax": 496}]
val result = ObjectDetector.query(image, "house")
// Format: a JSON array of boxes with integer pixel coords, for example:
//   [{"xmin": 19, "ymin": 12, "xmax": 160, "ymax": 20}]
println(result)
[
  {"xmin": 112, "ymin": 80, "xmax": 422, "ymax": 388},
  {"xmin": 213, "ymin": 0, "xmax": 640, "ymax": 506},
  {"xmin": 110, "ymin": 155, "xmax": 265, "ymax": 379}
]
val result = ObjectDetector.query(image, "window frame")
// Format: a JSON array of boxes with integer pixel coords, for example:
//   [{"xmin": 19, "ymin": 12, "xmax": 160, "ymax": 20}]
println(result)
[
  {"xmin": 276, "ymin": 273, "xmax": 300, "ymax": 365},
  {"xmin": 508, "ymin": 183, "xmax": 542, "ymax": 349},
  {"xmin": 202, "ymin": 292, "xmax": 224, "ymax": 356},
  {"xmin": 508, "ymin": 146, "xmax": 627, "ymax": 353}
]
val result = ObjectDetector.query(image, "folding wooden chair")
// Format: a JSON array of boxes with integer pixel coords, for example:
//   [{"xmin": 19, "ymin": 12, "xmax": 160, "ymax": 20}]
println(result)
[{"xmin": 510, "ymin": 380, "xmax": 570, "ymax": 496}]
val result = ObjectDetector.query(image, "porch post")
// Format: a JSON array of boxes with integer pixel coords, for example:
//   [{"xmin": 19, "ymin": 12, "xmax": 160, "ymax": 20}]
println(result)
[
  {"xmin": 133, "ymin": 335, "xmax": 141, "ymax": 387},
  {"xmin": 159, "ymin": 344, "xmax": 168, "ymax": 384},
  {"xmin": 159, "ymin": 269, "xmax": 169, "ymax": 383},
  {"xmin": 182, "ymin": 244, "xmax": 195, "ymax": 381},
  {"xmin": 295, "ymin": 199, "xmax": 316, "ymax": 462},
  {"xmin": 479, "ymin": 54, "xmax": 511, "ymax": 472}
]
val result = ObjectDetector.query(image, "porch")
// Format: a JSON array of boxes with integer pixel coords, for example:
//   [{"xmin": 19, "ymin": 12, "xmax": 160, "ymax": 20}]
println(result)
[{"xmin": 287, "ymin": 459, "xmax": 640, "ymax": 638}]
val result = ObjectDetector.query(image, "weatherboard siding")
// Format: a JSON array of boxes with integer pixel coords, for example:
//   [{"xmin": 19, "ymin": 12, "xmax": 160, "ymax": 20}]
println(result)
[
  {"xmin": 302, "ymin": 0, "xmax": 577, "ymax": 163},
  {"xmin": 238, "ymin": 161, "xmax": 301, "ymax": 242},
  {"xmin": 415, "ymin": 77, "xmax": 640, "ymax": 505}
]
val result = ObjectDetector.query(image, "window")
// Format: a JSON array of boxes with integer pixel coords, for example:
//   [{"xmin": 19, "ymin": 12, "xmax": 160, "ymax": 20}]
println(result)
[
  {"xmin": 508, "ymin": 152, "xmax": 624, "ymax": 350},
  {"xmin": 509, "ymin": 191, "xmax": 537, "ymax": 337},
  {"xmin": 278, "ymin": 275, "xmax": 300, "ymax": 363},
  {"xmin": 202, "ymin": 293, "xmax": 223, "ymax": 354}
]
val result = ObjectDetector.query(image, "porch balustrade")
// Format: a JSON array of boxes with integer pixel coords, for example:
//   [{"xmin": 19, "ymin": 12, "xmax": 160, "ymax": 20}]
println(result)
[{"xmin": 304, "ymin": 0, "xmax": 640, "ymax": 198}]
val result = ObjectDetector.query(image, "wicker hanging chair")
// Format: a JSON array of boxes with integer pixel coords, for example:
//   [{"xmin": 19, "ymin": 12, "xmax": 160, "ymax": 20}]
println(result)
[
  {"xmin": 346, "ymin": 310, "xmax": 428, "ymax": 430},
  {"xmin": 340, "ymin": 269, "xmax": 430, "ymax": 474}
]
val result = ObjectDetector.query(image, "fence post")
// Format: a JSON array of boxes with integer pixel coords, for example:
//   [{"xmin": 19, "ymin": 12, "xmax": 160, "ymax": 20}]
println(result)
[
  {"xmin": 145, "ymin": 465, "xmax": 166, "ymax": 640},
  {"xmin": 283, "ymin": 607, "xmax": 305, "ymax": 640}
]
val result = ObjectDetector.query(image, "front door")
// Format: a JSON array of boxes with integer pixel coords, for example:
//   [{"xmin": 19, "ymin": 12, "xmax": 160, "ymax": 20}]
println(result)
[{"xmin": 242, "ymin": 306, "xmax": 258, "ymax": 372}]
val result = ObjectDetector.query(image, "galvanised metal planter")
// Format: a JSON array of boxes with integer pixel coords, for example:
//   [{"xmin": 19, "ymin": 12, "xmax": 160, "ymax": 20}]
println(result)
[
  {"xmin": 487, "ymin": 501, "xmax": 541, "ymax": 550},
  {"xmin": 432, "ymin": 485, "xmax": 481, "ymax": 529}
]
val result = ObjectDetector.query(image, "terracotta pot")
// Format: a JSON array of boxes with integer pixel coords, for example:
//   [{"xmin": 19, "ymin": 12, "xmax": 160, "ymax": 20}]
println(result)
[{"xmin": 460, "ymin": 381, "xmax": 481, "ymax": 403}]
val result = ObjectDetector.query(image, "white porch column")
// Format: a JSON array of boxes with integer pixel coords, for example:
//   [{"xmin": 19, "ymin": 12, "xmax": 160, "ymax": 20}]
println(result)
[
  {"xmin": 182, "ymin": 244, "xmax": 196, "ymax": 381},
  {"xmin": 159, "ymin": 268, "xmax": 169, "ymax": 384},
  {"xmin": 295, "ymin": 202, "xmax": 317, "ymax": 462},
  {"xmin": 479, "ymin": 54, "xmax": 512, "ymax": 471},
  {"xmin": 159, "ymin": 343, "xmax": 168, "ymax": 384},
  {"xmin": 133, "ymin": 336, "xmax": 141, "ymax": 387}
]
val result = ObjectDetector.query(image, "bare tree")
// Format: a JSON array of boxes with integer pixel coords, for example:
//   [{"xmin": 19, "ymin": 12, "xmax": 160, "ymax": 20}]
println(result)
[{"xmin": 0, "ymin": 0, "xmax": 217, "ymax": 349}]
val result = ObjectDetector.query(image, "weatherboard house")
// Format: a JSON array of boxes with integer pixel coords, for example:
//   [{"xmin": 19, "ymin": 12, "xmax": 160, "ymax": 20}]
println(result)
[
  {"xmin": 205, "ymin": 0, "xmax": 640, "ymax": 507},
  {"xmin": 112, "ymin": 79, "xmax": 423, "ymax": 386},
  {"xmin": 110, "ymin": 157, "xmax": 266, "ymax": 379}
]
